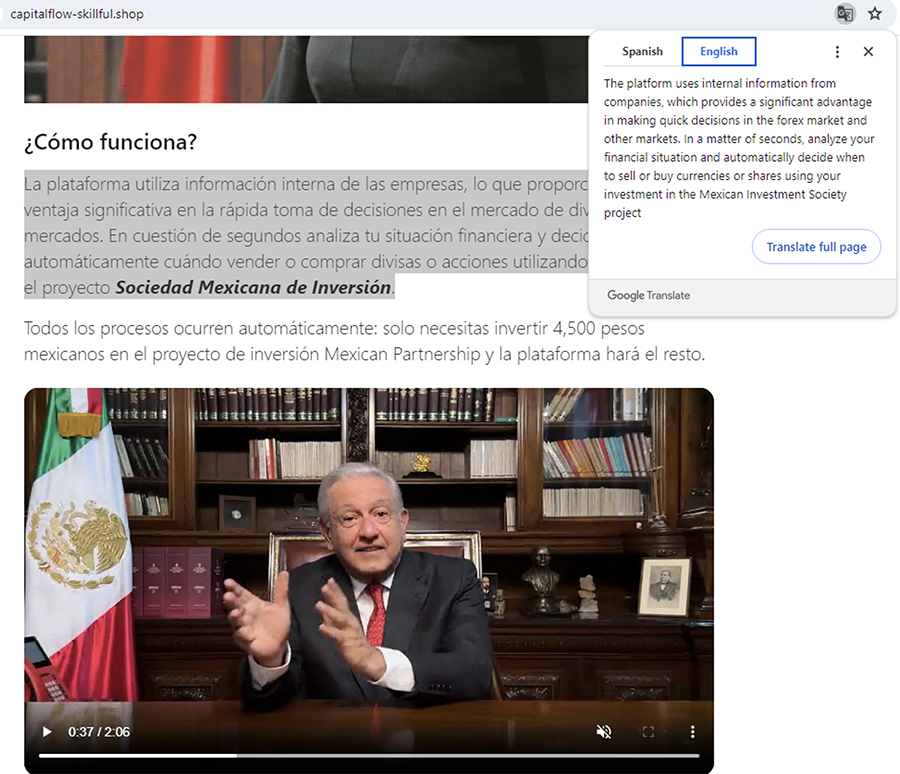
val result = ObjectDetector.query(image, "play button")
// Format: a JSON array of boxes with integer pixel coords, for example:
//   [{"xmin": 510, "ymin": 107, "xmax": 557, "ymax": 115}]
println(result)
[{"xmin": 42, "ymin": 727, "xmax": 51, "ymax": 737}]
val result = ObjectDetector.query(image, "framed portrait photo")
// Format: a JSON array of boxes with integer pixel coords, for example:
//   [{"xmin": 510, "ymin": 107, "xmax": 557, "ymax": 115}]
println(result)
[
  {"xmin": 638, "ymin": 557, "xmax": 691, "ymax": 617},
  {"xmin": 480, "ymin": 572, "xmax": 498, "ymax": 612},
  {"xmin": 218, "ymin": 495, "xmax": 257, "ymax": 532}
]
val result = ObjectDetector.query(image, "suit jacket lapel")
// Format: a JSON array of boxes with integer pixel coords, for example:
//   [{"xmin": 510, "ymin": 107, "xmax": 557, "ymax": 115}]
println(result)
[
  {"xmin": 319, "ymin": 557, "xmax": 376, "ymax": 703},
  {"xmin": 382, "ymin": 550, "xmax": 428, "ymax": 653}
]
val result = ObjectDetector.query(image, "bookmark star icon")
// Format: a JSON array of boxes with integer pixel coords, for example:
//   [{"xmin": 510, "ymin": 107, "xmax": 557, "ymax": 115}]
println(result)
[{"xmin": 868, "ymin": 7, "xmax": 882, "ymax": 19}]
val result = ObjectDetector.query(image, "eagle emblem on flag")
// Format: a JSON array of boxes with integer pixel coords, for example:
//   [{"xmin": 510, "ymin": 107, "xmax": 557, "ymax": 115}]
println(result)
[{"xmin": 27, "ymin": 501, "xmax": 127, "ymax": 589}]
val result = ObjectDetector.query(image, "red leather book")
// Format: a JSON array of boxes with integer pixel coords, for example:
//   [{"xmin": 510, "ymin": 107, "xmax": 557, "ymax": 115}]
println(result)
[
  {"xmin": 187, "ymin": 548, "xmax": 225, "ymax": 618},
  {"xmin": 164, "ymin": 547, "xmax": 190, "ymax": 618},
  {"xmin": 142, "ymin": 547, "xmax": 166, "ymax": 617},
  {"xmin": 131, "ymin": 547, "xmax": 144, "ymax": 617}
]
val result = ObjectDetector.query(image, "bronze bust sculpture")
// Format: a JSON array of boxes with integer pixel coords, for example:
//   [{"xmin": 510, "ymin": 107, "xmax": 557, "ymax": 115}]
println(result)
[{"xmin": 522, "ymin": 545, "xmax": 560, "ymax": 614}]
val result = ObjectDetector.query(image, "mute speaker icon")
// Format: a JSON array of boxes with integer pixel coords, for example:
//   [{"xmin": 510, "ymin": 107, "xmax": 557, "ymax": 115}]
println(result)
[{"xmin": 596, "ymin": 725, "xmax": 612, "ymax": 738}]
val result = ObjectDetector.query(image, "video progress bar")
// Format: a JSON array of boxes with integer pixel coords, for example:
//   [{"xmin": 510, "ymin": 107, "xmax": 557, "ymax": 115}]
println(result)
[{"xmin": 41, "ymin": 753, "xmax": 701, "ymax": 759}]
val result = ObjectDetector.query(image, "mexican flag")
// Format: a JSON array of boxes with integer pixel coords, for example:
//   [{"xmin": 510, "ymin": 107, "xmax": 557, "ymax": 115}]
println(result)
[{"xmin": 25, "ymin": 389, "xmax": 138, "ymax": 700}]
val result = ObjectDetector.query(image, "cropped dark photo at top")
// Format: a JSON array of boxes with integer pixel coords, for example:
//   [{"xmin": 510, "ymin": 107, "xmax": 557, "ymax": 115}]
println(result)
[{"xmin": 24, "ymin": 35, "xmax": 587, "ymax": 103}]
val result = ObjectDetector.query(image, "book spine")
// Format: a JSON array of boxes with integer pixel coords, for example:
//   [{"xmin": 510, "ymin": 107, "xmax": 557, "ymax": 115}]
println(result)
[
  {"xmin": 227, "ymin": 388, "xmax": 239, "ymax": 420},
  {"xmin": 152, "ymin": 437, "xmax": 170, "ymax": 477},
  {"xmin": 164, "ymin": 547, "xmax": 190, "ymax": 618},
  {"xmin": 463, "ymin": 388, "xmax": 474, "ymax": 421},
  {"xmin": 127, "ymin": 388, "xmax": 139, "ymax": 420},
  {"xmin": 283, "ymin": 388, "xmax": 297, "ymax": 421},
  {"xmin": 131, "ymin": 546, "xmax": 143, "ymax": 617},
  {"xmin": 124, "ymin": 437, "xmax": 148, "ymax": 477},
  {"xmin": 473, "ymin": 389, "xmax": 485, "ymax": 421},
  {"xmin": 438, "ymin": 387, "xmax": 450, "ymax": 421},
  {"xmin": 375, "ymin": 388, "xmax": 388, "ymax": 421},
  {"xmin": 328, "ymin": 388, "xmax": 340, "ymax": 420},
  {"xmin": 141, "ymin": 438, "xmax": 163, "ymax": 478},
  {"xmin": 133, "ymin": 437, "xmax": 156, "ymax": 478},
  {"xmin": 427, "ymin": 388, "xmax": 440, "ymax": 421},
  {"xmin": 484, "ymin": 388, "xmax": 495, "ymax": 422},
  {"xmin": 448, "ymin": 388, "xmax": 459, "ymax": 422},
  {"xmin": 207, "ymin": 388, "xmax": 218, "ymax": 421},
  {"xmin": 146, "ymin": 388, "xmax": 159, "ymax": 420},
  {"xmin": 416, "ymin": 388, "xmax": 428, "ymax": 421},
  {"xmin": 216, "ymin": 389, "xmax": 227, "ymax": 422},
  {"xmin": 187, "ymin": 547, "xmax": 212, "ymax": 618},
  {"xmin": 258, "ymin": 388, "xmax": 269, "ymax": 421},
  {"xmin": 105, "ymin": 388, "xmax": 115, "ymax": 420},
  {"xmin": 158, "ymin": 388, "xmax": 168, "ymax": 420},
  {"xmin": 142, "ymin": 547, "xmax": 166, "ymax": 617},
  {"xmin": 212, "ymin": 548, "xmax": 225, "ymax": 615},
  {"xmin": 138, "ymin": 388, "xmax": 147, "ymax": 420}
]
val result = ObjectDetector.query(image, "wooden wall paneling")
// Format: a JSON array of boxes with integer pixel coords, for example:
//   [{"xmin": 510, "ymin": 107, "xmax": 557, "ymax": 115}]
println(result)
[
  {"xmin": 658, "ymin": 389, "xmax": 682, "ymax": 525},
  {"xmin": 80, "ymin": 37, "xmax": 107, "ymax": 102},
  {"xmin": 171, "ymin": 389, "xmax": 196, "ymax": 529},
  {"xmin": 493, "ymin": 657, "xmax": 572, "ymax": 700},
  {"xmin": 238, "ymin": 36, "xmax": 266, "ymax": 103},
  {"xmin": 134, "ymin": 620, "xmax": 711, "ymax": 701},
  {"xmin": 263, "ymin": 36, "xmax": 284, "ymax": 95},
  {"xmin": 140, "ymin": 659, "xmax": 240, "ymax": 701},
  {"xmin": 689, "ymin": 626, "xmax": 714, "ymax": 700},
  {"xmin": 679, "ymin": 389, "xmax": 704, "ymax": 508},
  {"xmin": 517, "ymin": 389, "xmax": 544, "ymax": 530},
  {"xmin": 595, "ymin": 667, "xmax": 684, "ymax": 701},
  {"xmin": 106, "ymin": 36, "xmax": 126, "ymax": 102},
  {"xmin": 24, "ymin": 389, "xmax": 48, "ymax": 510},
  {"xmin": 47, "ymin": 37, "xmax": 84, "ymax": 102}
]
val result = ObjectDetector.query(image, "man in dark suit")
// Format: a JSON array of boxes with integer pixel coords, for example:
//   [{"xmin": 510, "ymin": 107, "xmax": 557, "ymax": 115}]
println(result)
[
  {"xmin": 264, "ymin": 36, "xmax": 588, "ymax": 103},
  {"xmin": 649, "ymin": 569, "xmax": 680, "ymax": 602},
  {"xmin": 225, "ymin": 462, "xmax": 492, "ymax": 709}
]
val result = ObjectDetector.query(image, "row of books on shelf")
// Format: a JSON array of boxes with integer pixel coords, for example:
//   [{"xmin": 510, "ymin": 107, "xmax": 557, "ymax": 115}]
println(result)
[
  {"xmin": 375, "ymin": 388, "xmax": 508, "ymax": 423},
  {"xmin": 132, "ymin": 547, "xmax": 223, "ymax": 618},
  {"xmin": 542, "ymin": 488, "xmax": 646, "ymax": 518},
  {"xmin": 250, "ymin": 440, "xmax": 343, "ymax": 479},
  {"xmin": 106, "ymin": 388, "xmax": 168, "ymax": 420},
  {"xmin": 114, "ymin": 434, "xmax": 169, "ymax": 479},
  {"xmin": 544, "ymin": 388, "xmax": 651, "ymax": 423},
  {"xmin": 126, "ymin": 493, "xmax": 170, "ymax": 517},
  {"xmin": 196, "ymin": 388, "xmax": 341, "ymax": 422},
  {"xmin": 543, "ymin": 433, "xmax": 651, "ymax": 479},
  {"xmin": 470, "ymin": 439, "xmax": 518, "ymax": 478}
]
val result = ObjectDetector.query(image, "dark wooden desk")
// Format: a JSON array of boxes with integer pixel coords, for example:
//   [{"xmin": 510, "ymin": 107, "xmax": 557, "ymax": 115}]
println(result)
[{"xmin": 26, "ymin": 700, "xmax": 713, "ymax": 773}]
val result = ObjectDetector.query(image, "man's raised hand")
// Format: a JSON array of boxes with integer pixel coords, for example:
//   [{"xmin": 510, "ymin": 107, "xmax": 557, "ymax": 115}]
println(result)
[
  {"xmin": 224, "ymin": 571, "xmax": 291, "ymax": 667},
  {"xmin": 316, "ymin": 578, "xmax": 386, "ymax": 682}
]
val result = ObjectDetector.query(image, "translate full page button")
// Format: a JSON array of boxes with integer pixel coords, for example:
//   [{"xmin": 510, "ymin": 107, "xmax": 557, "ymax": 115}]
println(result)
[{"xmin": 752, "ymin": 229, "xmax": 881, "ymax": 264}]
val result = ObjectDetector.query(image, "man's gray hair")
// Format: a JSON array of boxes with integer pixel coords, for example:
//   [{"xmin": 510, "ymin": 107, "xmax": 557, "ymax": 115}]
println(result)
[{"xmin": 317, "ymin": 462, "xmax": 405, "ymax": 517}]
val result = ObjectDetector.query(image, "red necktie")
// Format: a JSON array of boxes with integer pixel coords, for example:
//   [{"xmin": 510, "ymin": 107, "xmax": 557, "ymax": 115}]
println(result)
[{"xmin": 365, "ymin": 584, "xmax": 386, "ymax": 647}]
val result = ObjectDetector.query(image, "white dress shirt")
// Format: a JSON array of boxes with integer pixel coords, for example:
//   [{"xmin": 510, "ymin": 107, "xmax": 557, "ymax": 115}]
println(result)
[{"xmin": 248, "ymin": 570, "xmax": 416, "ymax": 692}]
